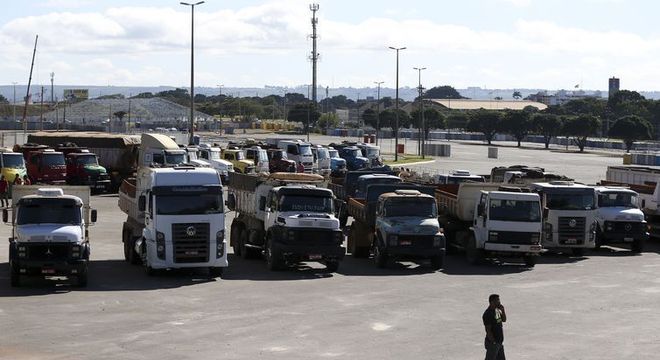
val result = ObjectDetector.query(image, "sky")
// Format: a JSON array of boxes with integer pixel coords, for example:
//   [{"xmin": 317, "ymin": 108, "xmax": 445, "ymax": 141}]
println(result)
[{"xmin": 2, "ymin": 0, "xmax": 660, "ymax": 91}]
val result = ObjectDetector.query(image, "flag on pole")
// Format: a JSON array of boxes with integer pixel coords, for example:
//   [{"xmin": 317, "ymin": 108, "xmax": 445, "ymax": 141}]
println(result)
[{"xmin": 574, "ymin": 84, "xmax": 580, "ymax": 88}]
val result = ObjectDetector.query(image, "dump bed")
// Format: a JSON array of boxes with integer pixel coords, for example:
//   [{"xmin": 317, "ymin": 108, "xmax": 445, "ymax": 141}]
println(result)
[
  {"xmin": 435, "ymin": 182, "xmax": 502, "ymax": 222},
  {"xmin": 118, "ymin": 178, "xmax": 143, "ymax": 223},
  {"xmin": 348, "ymin": 183, "xmax": 435, "ymax": 227}
]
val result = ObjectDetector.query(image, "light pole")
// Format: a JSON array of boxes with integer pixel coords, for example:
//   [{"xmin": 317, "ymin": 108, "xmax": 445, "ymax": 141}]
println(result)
[
  {"xmin": 217, "ymin": 84, "xmax": 224, "ymax": 97},
  {"xmin": 374, "ymin": 81, "xmax": 384, "ymax": 145},
  {"xmin": 414, "ymin": 67, "xmax": 426, "ymax": 158},
  {"xmin": 180, "ymin": 1, "xmax": 205, "ymax": 145},
  {"xmin": 389, "ymin": 46, "xmax": 406, "ymax": 161}
]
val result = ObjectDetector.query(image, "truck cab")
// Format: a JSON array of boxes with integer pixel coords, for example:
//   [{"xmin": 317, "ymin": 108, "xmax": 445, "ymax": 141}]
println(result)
[
  {"xmin": 65, "ymin": 151, "xmax": 111, "ymax": 192},
  {"xmin": 5, "ymin": 186, "xmax": 97, "ymax": 287},
  {"xmin": 594, "ymin": 186, "xmax": 647, "ymax": 252},
  {"xmin": 357, "ymin": 143, "xmax": 383, "ymax": 168},
  {"xmin": 222, "ymin": 148, "xmax": 255, "ymax": 174},
  {"xmin": 373, "ymin": 190, "xmax": 445, "ymax": 269},
  {"xmin": 328, "ymin": 148, "xmax": 347, "ymax": 175},
  {"xmin": 245, "ymin": 146, "xmax": 270, "ymax": 173},
  {"xmin": 197, "ymin": 144, "xmax": 234, "ymax": 183},
  {"xmin": 338, "ymin": 146, "xmax": 369, "ymax": 171},
  {"xmin": 435, "ymin": 170, "xmax": 485, "ymax": 185},
  {"xmin": 266, "ymin": 149, "xmax": 297, "ymax": 173},
  {"xmin": 0, "ymin": 149, "xmax": 27, "ymax": 186},
  {"xmin": 311, "ymin": 145, "xmax": 331, "ymax": 175},
  {"xmin": 278, "ymin": 140, "xmax": 314, "ymax": 173},
  {"xmin": 26, "ymin": 149, "xmax": 67, "ymax": 184},
  {"xmin": 530, "ymin": 181, "xmax": 597, "ymax": 255},
  {"xmin": 354, "ymin": 174, "xmax": 402, "ymax": 199}
]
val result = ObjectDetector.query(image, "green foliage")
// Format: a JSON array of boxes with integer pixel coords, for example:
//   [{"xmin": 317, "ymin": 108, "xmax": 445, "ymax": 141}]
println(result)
[
  {"xmin": 608, "ymin": 115, "xmax": 654, "ymax": 151},
  {"xmin": 501, "ymin": 110, "xmax": 531, "ymax": 147},
  {"xmin": 113, "ymin": 111, "xmax": 127, "ymax": 121},
  {"xmin": 562, "ymin": 98, "xmax": 606, "ymax": 118},
  {"xmin": 466, "ymin": 110, "xmax": 502, "ymax": 145},
  {"xmin": 378, "ymin": 109, "xmax": 409, "ymax": 129},
  {"xmin": 0, "ymin": 94, "xmax": 8, "ymax": 104},
  {"xmin": 287, "ymin": 103, "xmax": 320, "ymax": 125},
  {"xmin": 562, "ymin": 115, "xmax": 601, "ymax": 152},
  {"xmin": 424, "ymin": 86, "xmax": 466, "ymax": 99},
  {"xmin": 362, "ymin": 108, "xmax": 377, "ymax": 128},
  {"xmin": 446, "ymin": 112, "xmax": 469, "ymax": 130},
  {"xmin": 411, "ymin": 108, "xmax": 445, "ymax": 138},
  {"xmin": 532, "ymin": 113, "xmax": 562, "ymax": 149},
  {"xmin": 318, "ymin": 113, "xmax": 340, "ymax": 130},
  {"xmin": 512, "ymin": 91, "xmax": 522, "ymax": 100},
  {"xmin": 131, "ymin": 92, "xmax": 154, "ymax": 99}
]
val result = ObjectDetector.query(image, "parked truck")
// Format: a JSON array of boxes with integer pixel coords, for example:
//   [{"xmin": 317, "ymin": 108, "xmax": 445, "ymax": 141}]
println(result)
[
  {"xmin": 119, "ymin": 166, "xmax": 227, "ymax": 276},
  {"xmin": 0, "ymin": 148, "xmax": 27, "ymax": 186},
  {"xmin": 529, "ymin": 181, "xmax": 597, "ymax": 256},
  {"xmin": 22, "ymin": 148, "xmax": 67, "ymax": 184},
  {"xmin": 245, "ymin": 146, "xmax": 270, "ymax": 173},
  {"xmin": 436, "ymin": 183, "xmax": 542, "ymax": 266},
  {"xmin": 197, "ymin": 144, "xmax": 234, "ymax": 183},
  {"xmin": 266, "ymin": 149, "xmax": 297, "ymax": 173},
  {"xmin": 594, "ymin": 186, "xmax": 648, "ymax": 252},
  {"xmin": 277, "ymin": 140, "xmax": 314, "ymax": 173},
  {"xmin": 57, "ymin": 146, "xmax": 111, "ymax": 192},
  {"xmin": 346, "ymin": 183, "xmax": 445, "ymax": 269},
  {"xmin": 226, "ymin": 172, "xmax": 344, "ymax": 271},
  {"xmin": 311, "ymin": 145, "xmax": 331, "ymax": 175},
  {"xmin": 4, "ymin": 186, "xmax": 97, "ymax": 287}
]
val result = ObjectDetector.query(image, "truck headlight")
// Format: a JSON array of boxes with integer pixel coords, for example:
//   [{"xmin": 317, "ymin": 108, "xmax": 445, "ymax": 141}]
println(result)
[
  {"xmin": 605, "ymin": 222, "xmax": 613, "ymax": 232},
  {"xmin": 18, "ymin": 245, "xmax": 26, "ymax": 258},
  {"xmin": 71, "ymin": 245, "xmax": 81, "ymax": 258},
  {"xmin": 589, "ymin": 222, "xmax": 596, "ymax": 241},
  {"xmin": 433, "ymin": 235, "xmax": 445, "ymax": 248},
  {"xmin": 489, "ymin": 231, "xmax": 499, "ymax": 241},
  {"xmin": 216, "ymin": 230, "xmax": 225, "ymax": 258},
  {"xmin": 156, "ymin": 231, "xmax": 165, "ymax": 260},
  {"xmin": 543, "ymin": 223, "xmax": 553, "ymax": 240},
  {"xmin": 334, "ymin": 232, "xmax": 344, "ymax": 244},
  {"xmin": 388, "ymin": 234, "xmax": 398, "ymax": 246},
  {"xmin": 530, "ymin": 233, "xmax": 540, "ymax": 244}
]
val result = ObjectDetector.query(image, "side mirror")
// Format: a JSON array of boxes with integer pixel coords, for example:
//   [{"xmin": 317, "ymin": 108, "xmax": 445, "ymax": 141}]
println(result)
[
  {"xmin": 138, "ymin": 195, "xmax": 146, "ymax": 212},
  {"xmin": 225, "ymin": 193, "xmax": 236, "ymax": 210},
  {"xmin": 90, "ymin": 209, "xmax": 97, "ymax": 223},
  {"xmin": 477, "ymin": 203, "xmax": 485, "ymax": 216},
  {"xmin": 2, "ymin": 209, "xmax": 7, "ymax": 223},
  {"xmin": 543, "ymin": 207, "xmax": 549, "ymax": 218}
]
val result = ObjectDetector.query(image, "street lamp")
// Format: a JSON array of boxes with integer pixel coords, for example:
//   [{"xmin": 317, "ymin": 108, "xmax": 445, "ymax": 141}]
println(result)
[
  {"xmin": 413, "ymin": 67, "xmax": 426, "ymax": 158},
  {"xmin": 389, "ymin": 46, "xmax": 406, "ymax": 161},
  {"xmin": 180, "ymin": 1, "xmax": 205, "ymax": 145},
  {"xmin": 374, "ymin": 81, "xmax": 384, "ymax": 145}
]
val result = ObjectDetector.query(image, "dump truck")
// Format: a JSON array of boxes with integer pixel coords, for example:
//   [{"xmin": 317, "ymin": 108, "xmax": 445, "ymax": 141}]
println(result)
[
  {"xmin": 28, "ymin": 132, "xmax": 141, "ymax": 191},
  {"xmin": 226, "ymin": 172, "xmax": 345, "ymax": 271},
  {"xmin": 4, "ymin": 186, "xmax": 97, "ymax": 287},
  {"xmin": 197, "ymin": 144, "xmax": 234, "ymax": 183},
  {"xmin": 24, "ymin": 148, "xmax": 67, "ymax": 184},
  {"xmin": 346, "ymin": 183, "xmax": 444, "ymax": 269},
  {"xmin": 0, "ymin": 148, "xmax": 27, "ymax": 187},
  {"xmin": 436, "ymin": 183, "xmax": 542, "ymax": 266},
  {"xmin": 118, "ymin": 166, "xmax": 227, "ymax": 276},
  {"xmin": 594, "ymin": 186, "xmax": 647, "ymax": 252}
]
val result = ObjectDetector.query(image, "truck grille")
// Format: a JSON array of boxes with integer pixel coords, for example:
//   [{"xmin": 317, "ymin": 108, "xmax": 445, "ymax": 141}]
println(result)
[
  {"xmin": 172, "ymin": 223, "xmax": 210, "ymax": 263},
  {"xmin": 558, "ymin": 217, "xmax": 586, "ymax": 245},
  {"xmin": 287, "ymin": 230, "xmax": 338, "ymax": 246},
  {"xmin": 605, "ymin": 221, "xmax": 645, "ymax": 233},
  {"xmin": 397, "ymin": 235, "xmax": 434, "ymax": 248},
  {"xmin": 488, "ymin": 231, "xmax": 539, "ymax": 245},
  {"xmin": 24, "ymin": 243, "xmax": 71, "ymax": 261}
]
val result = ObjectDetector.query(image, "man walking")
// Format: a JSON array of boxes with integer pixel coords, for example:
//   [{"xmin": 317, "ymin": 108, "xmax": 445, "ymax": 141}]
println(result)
[
  {"xmin": 483, "ymin": 293, "xmax": 506, "ymax": 360},
  {"xmin": 0, "ymin": 175, "xmax": 8, "ymax": 208}
]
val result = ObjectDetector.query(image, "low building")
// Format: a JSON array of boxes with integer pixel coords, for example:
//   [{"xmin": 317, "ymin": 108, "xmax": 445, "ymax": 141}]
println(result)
[{"xmin": 428, "ymin": 99, "xmax": 548, "ymax": 111}]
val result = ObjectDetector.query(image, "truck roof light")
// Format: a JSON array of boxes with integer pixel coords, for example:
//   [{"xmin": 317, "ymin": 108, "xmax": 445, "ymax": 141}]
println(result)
[
  {"xmin": 394, "ymin": 189, "xmax": 421, "ymax": 196},
  {"xmin": 37, "ymin": 188, "xmax": 64, "ymax": 197}
]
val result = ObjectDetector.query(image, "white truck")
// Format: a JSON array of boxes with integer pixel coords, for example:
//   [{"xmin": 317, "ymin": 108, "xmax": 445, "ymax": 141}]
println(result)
[
  {"xmin": 436, "ymin": 183, "xmax": 542, "ymax": 266},
  {"xmin": 226, "ymin": 172, "xmax": 345, "ymax": 271},
  {"xmin": 5, "ymin": 186, "xmax": 97, "ymax": 287},
  {"xmin": 277, "ymin": 140, "xmax": 314, "ymax": 173},
  {"xmin": 197, "ymin": 144, "xmax": 234, "ymax": 182},
  {"xmin": 594, "ymin": 186, "xmax": 648, "ymax": 252},
  {"xmin": 119, "ymin": 166, "xmax": 227, "ymax": 277},
  {"xmin": 529, "ymin": 182, "xmax": 597, "ymax": 256}
]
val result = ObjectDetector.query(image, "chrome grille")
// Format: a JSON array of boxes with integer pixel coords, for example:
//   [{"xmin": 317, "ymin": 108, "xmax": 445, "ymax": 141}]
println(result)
[
  {"xmin": 558, "ymin": 217, "xmax": 586, "ymax": 245},
  {"xmin": 172, "ymin": 223, "xmax": 210, "ymax": 263}
]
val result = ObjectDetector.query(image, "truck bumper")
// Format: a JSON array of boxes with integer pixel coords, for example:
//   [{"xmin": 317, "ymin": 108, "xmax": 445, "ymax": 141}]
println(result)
[
  {"xmin": 12, "ymin": 258, "xmax": 88, "ymax": 277},
  {"xmin": 599, "ymin": 231, "xmax": 648, "ymax": 245},
  {"xmin": 274, "ymin": 243, "xmax": 346, "ymax": 262},
  {"xmin": 484, "ymin": 243, "xmax": 542, "ymax": 255},
  {"xmin": 385, "ymin": 246, "xmax": 445, "ymax": 259}
]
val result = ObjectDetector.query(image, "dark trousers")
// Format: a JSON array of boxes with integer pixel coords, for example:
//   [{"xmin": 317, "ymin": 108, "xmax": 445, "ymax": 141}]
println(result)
[
  {"xmin": 485, "ymin": 339, "xmax": 505, "ymax": 360},
  {"xmin": 0, "ymin": 192, "xmax": 7, "ymax": 207}
]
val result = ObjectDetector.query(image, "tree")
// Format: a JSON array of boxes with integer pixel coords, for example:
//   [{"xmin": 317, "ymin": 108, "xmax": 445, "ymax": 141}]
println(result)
[
  {"xmin": 287, "ymin": 103, "xmax": 320, "ymax": 125},
  {"xmin": 512, "ymin": 91, "xmax": 522, "ymax": 100},
  {"xmin": 0, "ymin": 94, "xmax": 8, "ymax": 104},
  {"xmin": 131, "ymin": 92, "xmax": 154, "ymax": 99},
  {"xmin": 562, "ymin": 115, "xmax": 601, "ymax": 152},
  {"xmin": 378, "ymin": 109, "xmax": 408, "ymax": 129},
  {"xmin": 466, "ymin": 110, "xmax": 502, "ymax": 145},
  {"xmin": 532, "ymin": 113, "xmax": 562, "ymax": 149},
  {"xmin": 113, "ymin": 111, "xmax": 127, "ymax": 121},
  {"xmin": 318, "ymin": 113, "xmax": 340, "ymax": 130},
  {"xmin": 608, "ymin": 115, "xmax": 654, "ymax": 151},
  {"xmin": 501, "ymin": 110, "xmax": 531, "ymax": 147},
  {"xmin": 446, "ymin": 112, "xmax": 469, "ymax": 130},
  {"xmin": 424, "ymin": 85, "xmax": 466, "ymax": 99},
  {"xmin": 361, "ymin": 108, "xmax": 377, "ymax": 128},
  {"xmin": 411, "ymin": 108, "xmax": 445, "ymax": 139}
]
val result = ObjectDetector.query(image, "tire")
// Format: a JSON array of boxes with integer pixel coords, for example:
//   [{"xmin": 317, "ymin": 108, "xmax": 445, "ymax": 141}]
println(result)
[
  {"xmin": 430, "ymin": 254, "xmax": 444, "ymax": 270},
  {"xmin": 122, "ymin": 231, "xmax": 131, "ymax": 262},
  {"xmin": 594, "ymin": 230, "xmax": 603, "ymax": 250},
  {"xmin": 209, "ymin": 267, "xmax": 224, "ymax": 278},
  {"xmin": 265, "ymin": 237, "xmax": 284, "ymax": 271},
  {"xmin": 465, "ymin": 235, "xmax": 484, "ymax": 265},
  {"xmin": 632, "ymin": 238, "xmax": 645, "ymax": 253},
  {"xmin": 128, "ymin": 237, "xmax": 141, "ymax": 265},
  {"xmin": 325, "ymin": 260, "xmax": 340, "ymax": 272},
  {"xmin": 374, "ymin": 243, "xmax": 388, "ymax": 269},
  {"xmin": 141, "ymin": 242, "xmax": 156, "ymax": 276},
  {"xmin": 523, "ymin": 256, "xmax": 537, "ymax": 267},
  {"xmin": 10, "ymin": 264, "xmax": 20, "ymax": 287},
  {"xmin": 571, "ymin": 248, "xmax": 584, "ymax": 257},
  {"xmin": 239, "ymin": 230, "xmax": 254, "ymax": 260},
  {"xmin": 231, "ymin": 226, "xmax": 242, "ymax": 257},
  {"xmin": 339, "ymin": 209, "xmax": 348, "ymax": 228},
  {"xmin": 77, "ymin": 268, "xmax": 88, "ymax": 287}
]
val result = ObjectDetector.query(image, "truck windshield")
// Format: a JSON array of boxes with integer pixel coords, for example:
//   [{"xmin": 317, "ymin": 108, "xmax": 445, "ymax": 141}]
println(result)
[
  {"xmin": 156, "ymin": 193, "xmax": 224, "ymax": 215},
  {"xmin": 316, "ymin": 148, "xmax": 329, "ymax": 160},
  {"xmin": 42, "ymin": 153, "xmax": 65, "ymax": 166},
  {"xmin": 235, "ymin": 152, "xmax": 246, "ymax": 161},
  {"xmin": 489, "ymin": 199, "xmax": 541, "ymax": 222},
  {"xmin": 257, "ymin": 150, "xmax": 268, "ymax": 162},
  {"xmin": 299, "ymin": 145, "xmax": 312, "ymax": 156},
  {"xmin": 366, "ymin": 148, "xmax": 380, "ymax": 157},
  {"xmin": 17, "ymin": 198, "xmax": 81, "ymax": 225},
  {"xmin": 76, "ymin": 155, "xmax": 99, "ymax": 166},
  {"xmin": 347, "ymin": 149, "xmax": 361, "ymax": 158},
  {"xmin": 2, "ymin": 153, "xmax": 25, "ymax": 168},
  {"xmin": 546, "ymin": 192, "xmax": 595, "ymax": 210},
  {"xmin": 209, "ymin": 150, "xmax": 221, "ymax": 160},
  {"xmin": 164, "ymin": 151, "xmax": 186, "ymax": 165},
  {"xmin": 280, "ymin": 195, "xmax": 333, "ymax": 213},
  {"xmin": 598, "ymin": 192, "xmax": 638, "ymax": 208},
  {"xmin": 329, "ymin": 150, "xmax": 339, "ymax": 159},
  {"xmin": 385, "ymin": 198, "xmax": 437, "ymax": 218}
]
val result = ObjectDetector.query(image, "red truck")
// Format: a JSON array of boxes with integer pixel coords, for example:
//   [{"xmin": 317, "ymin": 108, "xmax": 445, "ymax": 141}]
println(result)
[{"xmin": 15, "ymin": 145, "xmax": 67, "ymax": 184}]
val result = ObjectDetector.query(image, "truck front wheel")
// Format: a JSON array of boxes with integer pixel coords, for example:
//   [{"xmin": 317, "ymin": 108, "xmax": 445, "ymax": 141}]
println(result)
[
  {"xmin": 265, "ymin": 237, "xmax": 285, "ymax": 271},
  {"xmin": 77, "ymin": 267, "xmax": 88, "ymax": 287},
  {"xmin": 430, "ymin": 254, "xmax": 444, "ymax": 270},
  {"xmin": 209, "ymin": 267, "xmax": 224, "ymax": 278},
  {"xmin": 325, "ymin": 260, "xmax": 340, "ymax": 272},
  {"xmin": 466, "ymin": 236, "xmax": 485, "ymax": 265},
  {"xmin": 10, "ymin": 263, "xmax": 20, "ymax": 287},
  {"xmin": 374, "ymin": 244, "xmax": 388, "ymax": 269},
  {"xmin": 632, "ymin": 238, "xmax": 645, "ymax": 253},
  {"xmin": 523, "ymin": 256, "xmax": 537, "ymax": 267}
]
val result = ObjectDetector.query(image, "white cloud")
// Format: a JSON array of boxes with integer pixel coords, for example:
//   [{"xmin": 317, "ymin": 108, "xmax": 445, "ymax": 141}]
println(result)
[{"xmin": 38, "ymin": 0, "xmax": 92, "ymax": 8}]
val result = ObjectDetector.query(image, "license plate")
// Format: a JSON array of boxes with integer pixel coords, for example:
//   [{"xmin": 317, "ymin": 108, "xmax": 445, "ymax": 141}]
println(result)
[
  {"xmin": 400, "ymin": 240, "xmax": 412, "ymax": 245},
  {"xmin": 624, "ymin": 237, "xmax": 634, "ymax": 242},
  {"xmin": 309, "ymin": 254, "xmax": 322, "ymax": 260},
  {"xmin": 565, "ymin": 238, "xmax": 577, "ymax": 244},
  {"xmin": 41, "ymin": 269, "xmax": 55, "ymax": 274},
  {"xmin": 185, "ymin": 251, "xmax": 198, "ymax": 255},
  {"xmin": 95, "ymin": 184, "xmax": 106, "ymax": 189}
]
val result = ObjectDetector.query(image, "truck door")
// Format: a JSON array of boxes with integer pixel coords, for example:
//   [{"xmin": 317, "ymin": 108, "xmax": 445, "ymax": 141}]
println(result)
[
  {"xmin": 474, "ymin": 193, "xmax": 489, "ymax": 243},
  {"xmin": 264, "ymin": 191, "xmax": 278, "ymax": 230}
]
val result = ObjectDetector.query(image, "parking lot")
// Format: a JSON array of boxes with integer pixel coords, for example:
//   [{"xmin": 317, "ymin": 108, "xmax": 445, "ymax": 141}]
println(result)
[{"xmin": 1, "ymin": 138, "xmax": 658, "ymax": 360}]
